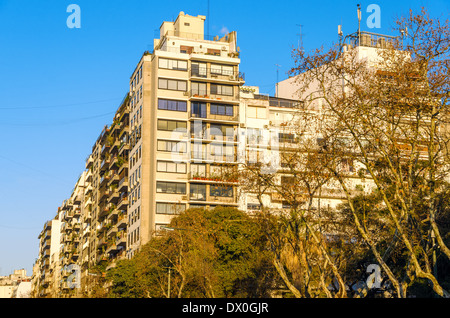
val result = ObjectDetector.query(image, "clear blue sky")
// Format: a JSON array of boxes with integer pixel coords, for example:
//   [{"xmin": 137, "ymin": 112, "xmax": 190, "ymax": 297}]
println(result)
[{"xmin": 0, "ymin": 0, "xmax": 448, "ymax": 276}]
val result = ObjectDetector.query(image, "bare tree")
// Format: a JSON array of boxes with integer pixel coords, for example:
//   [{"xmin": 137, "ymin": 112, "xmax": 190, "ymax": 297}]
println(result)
[{"xmin": 285, "ymin": 7, "xmax": 450, "ymax": 297}]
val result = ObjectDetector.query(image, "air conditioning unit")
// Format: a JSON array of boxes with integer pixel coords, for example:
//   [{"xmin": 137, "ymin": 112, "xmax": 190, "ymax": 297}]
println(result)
[
  {"xmin": 181, "ymin": 196, "xmax": 187, "ymax": 201},
  {"xmin": 240, "ymin": 123, "xmax": 246, "ymax": 128}
]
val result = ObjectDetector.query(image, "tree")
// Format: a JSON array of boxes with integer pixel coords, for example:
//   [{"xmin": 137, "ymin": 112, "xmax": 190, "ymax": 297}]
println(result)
[
  {"xmin": 284, "ymin": 7, "xmax": 450, "ymax": 297},
  {"xmin": 106, "ymin": 207, "xmax": 278, "ymax": 298}
]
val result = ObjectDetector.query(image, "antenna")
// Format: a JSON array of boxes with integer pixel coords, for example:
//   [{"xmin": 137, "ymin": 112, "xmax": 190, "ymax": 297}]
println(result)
[
  {"xmin": 207, "ymin": 0, "xmax": 210, "ymax": 38},
  {"xmin": 275, "ymin": 64, "xmax": 281, "ymax": 98},
  {"xmin": 296, "ymin": 24, "xmax": 304, "ymax": 51},
  {"xmin": 357, "ymin": 4, "xmax": 361, "ymax": 45}
]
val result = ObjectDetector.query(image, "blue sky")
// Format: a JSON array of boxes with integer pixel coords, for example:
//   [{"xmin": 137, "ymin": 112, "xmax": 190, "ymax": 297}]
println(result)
[{"xmin": 0, "ymin": 0, "xmax": 448, "ymax": 276}]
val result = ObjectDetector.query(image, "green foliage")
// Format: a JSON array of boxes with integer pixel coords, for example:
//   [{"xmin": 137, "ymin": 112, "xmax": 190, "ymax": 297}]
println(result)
[{"xmin": 105, "ymin": 207, "xmax": 278, "ymax": 298}]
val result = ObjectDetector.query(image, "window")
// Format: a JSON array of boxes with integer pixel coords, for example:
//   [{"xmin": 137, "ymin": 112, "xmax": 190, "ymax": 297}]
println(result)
[
  {"xmin": 211, "ymin": 145, "xmax": 234, "ymax": 161},
  {"xmin": 158, "ymin": 78, "xmax": 187, "ymax": 91},
  {"xmin": 190, "ymin": 184, "xmax": 206, "ymax": 201},
  {"xmin": 157, "ymin": 161, "xmax": 187, "ymax": 173},
  {"xmin": 190, "ymin": 163, "xmax": 206, "ymax": 178},
  {"xmin": 211, "ymin": 64, "xmax": 234, "ymax": 76},
  {"xmin": 210, "ymin": 84, "xmax": 233, "ymax": 96},
  {"xmin": 210, "ymin": 104, "xmax": 233, "ymax": 116},
  {"xmin": 191, "ymin": 102, "xmax": 207, "ymax": 118},
  {"xmin": 156, "ymin": 203, "xmax": 186, "ymax": 215},
  {"xmin": 278, "ymin": 133, "xmax": 295, "ymax": 143},
  {"xmin": 246, "ymin": 128, "xmax": 263, "ymax": 144},
  {"xmin": 191, "ymin": 62, "xmax": 207, "ymax": 77},
  {"xmin": 247, "ymin": 203, "xmax": 261, "ymax": 211},
  {"xmin": 210, "ymin": 185, "xmax": 233, "ymax": 197},
  {"xmin": 157, "ymin": 140, "xmax": 187, "ymax": 153},
  {"xmin": 190, "ymin": 121, "xmax": 207, "ymax": 139},
  {"xmin": 247, "ymin": 106, "xmax": 267, "ymax": 119},
  {"xmin": 158, "ymin": 99, "xmax": 187, "ymax": 112},
  {"xmin": 192, "ymin": 143, "xmax": 207, "ymax": 160},
  {"xmin": 180, "ymin": 46, "xmax": 193, "ymax": 54},
  {"xmin": 207, "ymin": 48, "xmax": 220, "ymax": 56},
  {"xmin": 158, "ymin": 58, "xmax": 188, "ymax": 71},
  {"xmin": 210, "ymin": 124, "xmax": 235, "ymax": 138},
  {"xmin": 191, "ymin": 82, "xmax": 207, "ymax": 96},
  {"xmin": 156, "ymin": 182, "xmax": 186, "ymax": 194},
  {"xmin": 157, "ymin": 119, "xmax": 187, "ymax": 131}
]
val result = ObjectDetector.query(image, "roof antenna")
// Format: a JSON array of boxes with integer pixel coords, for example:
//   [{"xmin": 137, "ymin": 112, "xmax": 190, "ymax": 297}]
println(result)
[
  {"xmin": 357, "ymin": 4, "xmax": 362, "ymax": 46},
  {"xmin": 207, "ymin": 0, "xmax": 210, "ymax": 38},
  {"xmin": 275, "ymin": 64, "xmax": 281, "ymax": 98},
  {"xmin": 296, "ymin": 24, "xmax": 304, "ymax": 52}
]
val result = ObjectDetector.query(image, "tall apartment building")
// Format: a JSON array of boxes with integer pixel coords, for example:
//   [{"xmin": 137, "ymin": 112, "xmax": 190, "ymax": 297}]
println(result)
[
  {"xmin": 81, "ymin": 95, "xmax": 130, "ymax": 289},
  {"xmin": 35, "ymin": 217, "xmax": 61, "ymax": 297},
  {"xmin": 125, "ymin": 11, "xmax": 244, "ymax": 257}
]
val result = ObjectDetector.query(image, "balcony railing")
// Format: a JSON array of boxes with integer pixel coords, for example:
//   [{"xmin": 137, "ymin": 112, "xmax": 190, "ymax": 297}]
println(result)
[
  {"xmin": 188, "ymin": 172, "xmax": 238, "ymax": 183},
  {"xmin": 186, "ymin": 90, "xmax": 240, "ymax": 102},
  {"xmin": 190, "ymin": 68, "xmax": 244, "ymax": 82}
]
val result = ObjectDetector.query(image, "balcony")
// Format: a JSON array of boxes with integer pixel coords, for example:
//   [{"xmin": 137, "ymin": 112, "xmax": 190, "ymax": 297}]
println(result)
[
  {"xmin": 188, "ymin": 172, "xmax": 238, "ymax": 184},
  {"xmin": 117, "ymin": 196, "xmax": 128, "ymax": 211},
  {"xmin": 101, "ymin": 143, "xmax": 110, "ymax": 155},
  {"xmin": 190, "ymin": 111, "xmax": 239, "ymax": 124},
  {"xmin": 73, "ymin": 208, "xmax": 81, "ymax": 217},
  {"xmin": 61, "ymin": 234, "xmax": 72, "ymax": 243},
  {"xmin": 99, "ymin": 204, "xmax": 112, "ymax": 218},
  {"xmin": 189, "ymin": 194, "xmax": 238, "ymax": 205},
  {"xmin": 73, "ymin": 222, "xmax": 81, "ymax": 231},
  {"xmin": 107, "ymin": 224, "xmax": 118, "ymax": 238},
  {"xmin": 109, "ymin": 155, "xmax": 118, "ymax": 170},
  {"xmin": 84, "ymin": 196, "xmax": 92, "ymax": 209},
  {"xmin": 99, "ymin": 188, "xmax": 111, "ymax": 201},
  {"xmin": 108, "ymin": 173, "xmax": 120, "ymax": 187},
  {"xmin": 100, "ymin": 158, "xmax": 111, "ymax": 171},
  {"xmin": 84, "ymin": 184, "xmax": 93, "ymax": 196},
  {"xmin": 110, "ymin": 139, "xmax": 121, "ymax": 154},
  {"xmin": 62, "ymin": 222, "xmax": 73, "ymax": 232},
  {"xmin": 185, "ymin": 90, "xmax": 240, "ymax": 104},
  {"xmin": 85, "ymin": 156, "xmax": 94, "ymax": 170},
  {"xmin": 190, "ymin": 68, "xmax": 245, "ymax": 83},
  {"xmin": 191, "ymin": 153, "xmax": 237, "ymax": 164},
  {"xmin": 118, "ymin": 176, "xmax": 128, "ymax": 193},
  {"xmin": 116, "ymin": 214, "xmax": 127, "ymax": 229},
  {"xmin": 107, "ymin": 208, "xmax": 119, "ymax": 222},
  {"xmin": 189, "ymin": 184, "xmax": 238, "ymax": 205},
  {"xmin": 63, "ymin": 210, "xmax": 74, "ymax": 221},
  {"xmin": 100, "ymin": 173, "xmax": 111, "ymax": 186},
  {"xmin": 118, "ymin": 142, "xmax": 130, "ymax": 156},
  {"xmin": 73, "ymin": 195, "xmax": 81, "ymax": 205},
  {"xmin": 116, "ymin": 230, "xmax": 127, "ymax": 247},
  {"xmin": 155, "ymin": 31, "xmax": 241, "ymax": 59}
]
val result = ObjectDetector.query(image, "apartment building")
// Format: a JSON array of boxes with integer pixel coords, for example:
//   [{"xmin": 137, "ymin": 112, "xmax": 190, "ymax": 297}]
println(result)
[
  {"xmin": 58, "ymin": 172, "xmax": 85, "ymax": 297},
  {"xmin": 33, "ymin": 96, "xmax": 130, "ymax": 297},
  {"xmin": 81, "ymin": 95, "xmax": 130, "ymax": 288},
  {"xmin": 35, "ymin": 217, "xmax": 61, "ymax": 297},
  {"xmin": 238, "ymin": 85, "xmax": 369, "ymax": 214},
  {"xmin": 124, "ymin": 11, "xmax": 244, "ymax": 257}
]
